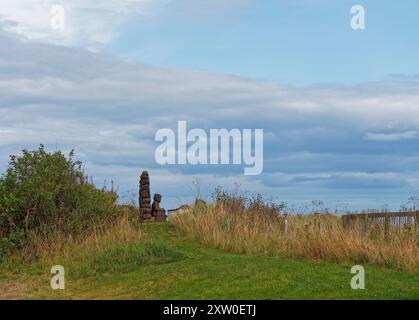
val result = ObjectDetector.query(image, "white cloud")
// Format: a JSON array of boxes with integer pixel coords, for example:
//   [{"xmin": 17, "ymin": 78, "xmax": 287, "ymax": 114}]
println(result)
[
  {"xmin": 364, "ymin": 131, "xmax": 419, "ymax": 142},
  {"xmin": 0, "ymin": 0, "xmax": 257, "ymax": 50},
  {"xmin": 1, "ymin": 26, "xmax": 419, "ymax": 208},
  {"xmin": 0, "ymin": 0, "xmax": 159, "ymax": 50}
]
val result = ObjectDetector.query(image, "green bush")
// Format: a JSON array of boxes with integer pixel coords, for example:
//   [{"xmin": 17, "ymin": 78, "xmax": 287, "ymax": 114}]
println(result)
[{"xmin": 0, "ymin": 145, "xmax": 119, "ymax": 255}]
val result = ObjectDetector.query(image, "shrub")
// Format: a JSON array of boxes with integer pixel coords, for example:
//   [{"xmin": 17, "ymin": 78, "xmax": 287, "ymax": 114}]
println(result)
[{"xmin": 0, "ymin": 145, "xmax": 119, "ymax": 255}]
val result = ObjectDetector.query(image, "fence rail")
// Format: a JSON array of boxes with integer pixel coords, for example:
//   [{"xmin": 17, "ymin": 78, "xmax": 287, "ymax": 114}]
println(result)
[{"xmin": 342, "ymin": 211, "xmax": 418, "ymax": 238}]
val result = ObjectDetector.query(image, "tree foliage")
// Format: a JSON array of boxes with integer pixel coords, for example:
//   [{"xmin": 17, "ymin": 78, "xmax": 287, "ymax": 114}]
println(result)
[{"xmin": 0, "ymin": 145, "xmax": 118, "ymax": 255}]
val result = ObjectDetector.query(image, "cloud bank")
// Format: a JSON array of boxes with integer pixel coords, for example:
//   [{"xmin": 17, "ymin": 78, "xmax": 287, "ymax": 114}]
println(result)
[
  {"xmin": 0, "ymin": 0, "xmax": 162, "ymax": 50},
  {"xmin": 1, "ymin": 22, "xmax": 419, "ymax": 209}
]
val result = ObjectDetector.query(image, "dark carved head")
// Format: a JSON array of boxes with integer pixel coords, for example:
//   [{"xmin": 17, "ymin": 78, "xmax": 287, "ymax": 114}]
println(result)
[{"xmin": 153, "ymin": 193, "xmax": 162, "ymax": 202}]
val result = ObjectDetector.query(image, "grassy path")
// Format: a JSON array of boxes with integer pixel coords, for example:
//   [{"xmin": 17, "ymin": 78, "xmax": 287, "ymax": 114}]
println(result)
[{"xmin": 1, "ymin": 223, "xmax": 418, "ymax": 299}]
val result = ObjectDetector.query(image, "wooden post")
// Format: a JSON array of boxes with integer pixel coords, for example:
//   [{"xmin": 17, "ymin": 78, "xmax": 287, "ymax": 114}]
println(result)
[
  {"xmin": 363, "ymin": 214, "xmax": 368, "ymax": 234},
  {"xmin": 384, "ymin": 213, "xmax": 390, "ymax": 240}
]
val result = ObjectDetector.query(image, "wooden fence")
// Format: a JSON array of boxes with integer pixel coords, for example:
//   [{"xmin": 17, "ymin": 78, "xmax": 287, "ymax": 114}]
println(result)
[{"xmin": 342, "ymin": 210, "xmax": 418, "ymax": 238}]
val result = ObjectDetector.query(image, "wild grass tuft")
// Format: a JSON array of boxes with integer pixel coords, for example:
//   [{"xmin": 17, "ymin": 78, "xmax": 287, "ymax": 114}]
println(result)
[
  {"xmin": 172, "ymin": 191, "xmax": 419, "ymax": 272},
  {"xmin": 1, "ymin": 214, "xmax": 185, "ymax": 278}
]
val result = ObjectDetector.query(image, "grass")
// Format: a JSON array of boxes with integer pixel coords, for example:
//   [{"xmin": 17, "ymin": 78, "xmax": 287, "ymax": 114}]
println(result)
[
  {"xmin": 1, "ymin": 147, "xmax": 416, "ymax": 299},
  {"xmin": 172, "ymin": 200, "xmax": 419, "ymax": 272},
  {"xmin": 1, "ymin": 222, "xmax": 418, "ymax": 299}
]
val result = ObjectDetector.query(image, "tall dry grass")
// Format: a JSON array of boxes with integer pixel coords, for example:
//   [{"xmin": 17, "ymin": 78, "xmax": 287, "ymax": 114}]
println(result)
[
  {"xmin": 3, "ymin": 212, "xmax": 144, "ymax": 270},
  {"xmin": 172, "ymin": 194, "xmax": 419, "ymax": 272},
  {"xmin": 2, "ymin": 210, "xmax": 184, "ymax": 285}
]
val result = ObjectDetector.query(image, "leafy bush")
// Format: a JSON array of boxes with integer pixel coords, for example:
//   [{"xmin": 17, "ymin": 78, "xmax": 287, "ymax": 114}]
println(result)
[{"xmin": 0, "ymin": 145, "xmax": 119, "ymax": 255}]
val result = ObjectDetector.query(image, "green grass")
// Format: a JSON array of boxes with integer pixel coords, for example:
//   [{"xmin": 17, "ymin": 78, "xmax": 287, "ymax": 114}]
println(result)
[{"xmin": 1, "ymin": 223, "xmax": 418, "ymax": 299}]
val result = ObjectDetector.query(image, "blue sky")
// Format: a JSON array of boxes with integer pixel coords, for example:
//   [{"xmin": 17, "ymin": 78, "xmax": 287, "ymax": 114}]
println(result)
[
  {"xmin": 1, "ymin": 0, "xmax": 419, "ymax": 211},
  {"xmin": 111, "ymin": 0, "xmax": 419, "ymax": 85}
]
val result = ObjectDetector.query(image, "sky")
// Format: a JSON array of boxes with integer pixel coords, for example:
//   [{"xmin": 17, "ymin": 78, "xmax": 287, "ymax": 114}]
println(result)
[{"xmin": 1, "ymin": 0, "xmax": 419, "ymax": 211}]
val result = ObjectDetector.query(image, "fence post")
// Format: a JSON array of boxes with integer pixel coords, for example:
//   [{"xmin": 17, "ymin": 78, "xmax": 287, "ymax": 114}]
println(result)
[
  {"xmin": 363, "ymin": 214, "xmax": 368, "ymax": 234},
  {"xmin": 384, "ymin": 213, "xmax": 390, "ymax": 240}
]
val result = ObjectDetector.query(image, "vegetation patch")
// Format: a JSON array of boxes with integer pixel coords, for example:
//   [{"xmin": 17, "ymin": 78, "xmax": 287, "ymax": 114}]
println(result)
[
  {"xmin": 73, "ymin": 238, "xmax": 186, "ymax": 277},
  {"xmin": 0, "ymin": 146, "xmax": 122, "ymax": 257},
  {"xmin": 172, "ymin": 189, "xmax": 419, "ymax": 272}
]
